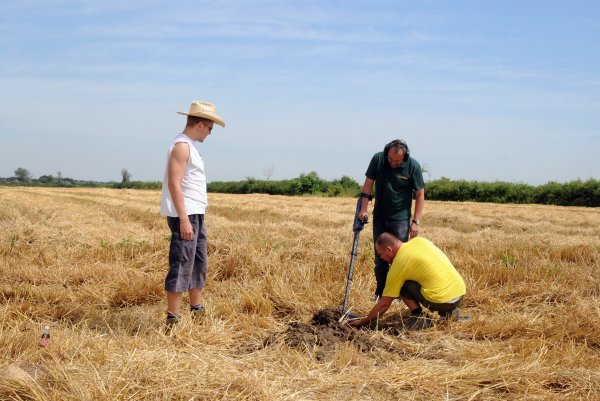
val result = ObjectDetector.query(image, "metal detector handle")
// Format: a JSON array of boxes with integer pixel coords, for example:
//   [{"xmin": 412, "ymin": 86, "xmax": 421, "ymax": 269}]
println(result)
[{"xmin": 353, "ymin": 197, "xmax": 368, "ymax": 233}]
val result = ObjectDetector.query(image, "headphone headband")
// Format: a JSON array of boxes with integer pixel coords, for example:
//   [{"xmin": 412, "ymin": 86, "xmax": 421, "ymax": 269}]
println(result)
[{"xmin": 384, "ymin": 139, "xmax": 410, "ymax": 162}]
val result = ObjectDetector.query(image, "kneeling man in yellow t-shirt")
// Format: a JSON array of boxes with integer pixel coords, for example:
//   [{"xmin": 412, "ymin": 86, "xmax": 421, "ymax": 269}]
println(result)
[{"xmin": 349, "ymin": 232, "xmax": 466, "ymax": 329}]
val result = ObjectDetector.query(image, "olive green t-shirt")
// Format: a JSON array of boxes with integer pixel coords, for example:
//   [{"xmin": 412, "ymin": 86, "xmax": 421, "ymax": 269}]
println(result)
[{"xmin": 365, "ymin": 151, "xmax": 425, "ymax": 221}]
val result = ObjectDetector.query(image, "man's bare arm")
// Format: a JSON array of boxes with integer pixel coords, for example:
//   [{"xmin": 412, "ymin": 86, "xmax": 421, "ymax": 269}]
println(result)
[{"xmin": 167, "ymin": 142, "xmax": 193, "ymax": 240}]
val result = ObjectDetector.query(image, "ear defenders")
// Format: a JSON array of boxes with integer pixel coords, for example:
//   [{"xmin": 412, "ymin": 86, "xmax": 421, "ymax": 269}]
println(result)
[{"xmin": 383, "ymin": 139, "xmax": 410, "ymax": 162}]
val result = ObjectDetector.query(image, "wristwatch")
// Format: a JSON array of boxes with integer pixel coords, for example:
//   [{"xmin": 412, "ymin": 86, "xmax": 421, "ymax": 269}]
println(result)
[{"xmin": 412, "ymin": 220, "xmax": 420, "ymax": 225}]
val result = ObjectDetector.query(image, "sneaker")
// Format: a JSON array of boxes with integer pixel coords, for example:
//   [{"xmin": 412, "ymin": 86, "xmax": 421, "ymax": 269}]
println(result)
[
  {"xmin": 440, "ymin": 309, "xmax": 471, "ymax": 322},
  {"xmin": 165, "ymin": 313, "xmax": 179, "ymax": 331},
  {"xmin": 403, "ymin": 314, "xmax": 434, "ymax": 330},
  {"xmin": 190, "ymin": 305, "xmax": 205, "ymax": 321}
]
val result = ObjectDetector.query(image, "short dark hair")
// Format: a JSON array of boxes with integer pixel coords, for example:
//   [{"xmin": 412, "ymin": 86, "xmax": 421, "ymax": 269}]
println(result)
[
  {"xmin": 375, "ymin": 232, "xmax": 400, "ymax": 248},
  {"xmin": 186, "ymin": 115, "xmax": 213, "ymax": 128}
]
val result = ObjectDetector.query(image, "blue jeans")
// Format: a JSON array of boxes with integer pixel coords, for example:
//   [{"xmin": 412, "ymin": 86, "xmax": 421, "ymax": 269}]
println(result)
[{"xmin": 373, "ymin": 218, "xmax": 409, "ymax": 297}]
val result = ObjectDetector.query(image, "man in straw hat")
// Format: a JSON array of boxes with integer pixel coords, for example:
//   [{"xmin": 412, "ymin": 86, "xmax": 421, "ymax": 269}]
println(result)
[
  {"xmin": 160, "ymin": 101, "xmax": 225, "ymax": 328},
  {"xmin": 348, "ymin": 232, "xmax": 466, "ymax": 330}
]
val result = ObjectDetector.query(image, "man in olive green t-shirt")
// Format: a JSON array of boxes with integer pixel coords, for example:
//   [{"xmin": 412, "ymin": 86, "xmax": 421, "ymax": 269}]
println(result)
[
  {"xmin": 349, "ymin": 233, "xmax": 466, "ymax": 329},
  {"xmin": 357, "ymin": 140, "xmax": 425, "ymax": 299}
]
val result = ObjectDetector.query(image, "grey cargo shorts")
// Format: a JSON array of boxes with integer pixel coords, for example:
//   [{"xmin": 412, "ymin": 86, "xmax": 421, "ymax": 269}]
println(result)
[{"xmin": 165, "ymin": 214, "xmax": 207, "ymax": 292}]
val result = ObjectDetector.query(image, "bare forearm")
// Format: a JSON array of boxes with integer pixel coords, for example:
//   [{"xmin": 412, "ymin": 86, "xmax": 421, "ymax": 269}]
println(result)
[
  {"xmin": 413, "ymin": 189, "xmax": 424, "ymax": 221},
  {"xmin": 365, "ymin": 304, "xmax": 388, "ymax": 324},
  {"xmin": 360, "ymin": 197, "xmax": 369, "ymax": 214},
  {"xmin": 359, "ymin": 179, "xmax": 374, "ymax": 214},
  {"xmin": 168, "ymin": 181, "xmax": 188, "ymax": 221},
  {"xmin": 351, "ymin": 298, "xmax": 392, "ymax": 328}
]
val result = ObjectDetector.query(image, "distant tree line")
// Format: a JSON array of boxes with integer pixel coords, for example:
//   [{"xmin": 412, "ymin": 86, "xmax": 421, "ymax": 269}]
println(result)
[
  {"xmin": 0, "ymin": 168, "xmax": 361, "ymax": 196},
  {"xmin": 208, "ymin": 175, "xmax": 599, "ymax": 206},
  {"xmin": 426, "ymin": 177, "xmax": 599, "ymax": 207},
  {"xmin": 1, "ymin": 167, "xmax": 598, "ymax": 206},
  {"xmin": 0, "ymin": 167, "xmax": 162, "ymax": 189},
  {"xmin": 208, "ymin": 172, "xmax": 361, "ymax": 197},
  {"xmin": 1, "ymin": 169, "xmax": 109, "ymax": 188}
]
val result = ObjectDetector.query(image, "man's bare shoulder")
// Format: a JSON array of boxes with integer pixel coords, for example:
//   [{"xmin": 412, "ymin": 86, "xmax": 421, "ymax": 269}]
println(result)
[{"xmin": 170, "ymin": 142, "xmax": 190, "ymax": 162}]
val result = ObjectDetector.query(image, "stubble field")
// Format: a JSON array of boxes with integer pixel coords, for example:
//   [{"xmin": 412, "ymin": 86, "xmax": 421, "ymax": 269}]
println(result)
[{"xmin": 1, "ymin": 187, "xmax": 599, "ymax": 400}]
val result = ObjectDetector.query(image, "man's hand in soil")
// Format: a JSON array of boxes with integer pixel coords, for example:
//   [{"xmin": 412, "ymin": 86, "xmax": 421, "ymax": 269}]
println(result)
[
  {"xmin": 347, "ymin": 296, "xmax": 394, "ymax": 328},
  {"xmin": 347, "ymin": 317, "xmax": 364, "ymax": 328}
]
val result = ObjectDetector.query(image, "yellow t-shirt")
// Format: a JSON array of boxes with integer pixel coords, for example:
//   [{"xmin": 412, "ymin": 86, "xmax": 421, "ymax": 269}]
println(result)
[{"xmin": 382, "ymin": 237, "xmax": 466, "ymax": 303}]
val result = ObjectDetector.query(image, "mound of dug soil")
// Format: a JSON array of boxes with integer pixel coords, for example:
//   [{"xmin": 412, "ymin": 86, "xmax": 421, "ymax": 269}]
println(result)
[{"xmin": 270, "ymin": 308, "xmax": 400, "ymax": 357}]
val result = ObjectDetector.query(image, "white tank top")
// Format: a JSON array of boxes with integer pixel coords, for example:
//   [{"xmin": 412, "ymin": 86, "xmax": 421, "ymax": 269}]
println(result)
[{"xmin": 160, "ymin": 133, "xmax": 207, "ymax": 217}]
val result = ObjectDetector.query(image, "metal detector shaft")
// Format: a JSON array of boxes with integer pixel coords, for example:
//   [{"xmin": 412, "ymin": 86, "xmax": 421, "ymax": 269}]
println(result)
[
  {"xmin": 342, "ymin": 197, "xmax": 368, "ymax": 313},
  {"xmin": 342, "ymin": 231, "xmax": 361, "ymax": 312}
]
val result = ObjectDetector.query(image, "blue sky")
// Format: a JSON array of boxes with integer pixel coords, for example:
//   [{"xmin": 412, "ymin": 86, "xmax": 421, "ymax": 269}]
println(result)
[{"xmin": 1, "ymin": 1, "xmax": 598, "ymax": 185}]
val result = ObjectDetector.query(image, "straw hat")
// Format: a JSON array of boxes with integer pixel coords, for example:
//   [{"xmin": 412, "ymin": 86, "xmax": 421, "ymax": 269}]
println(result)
[{"xmin": 177, "ymin": 101, "xmax": 225, "ymax": 127}]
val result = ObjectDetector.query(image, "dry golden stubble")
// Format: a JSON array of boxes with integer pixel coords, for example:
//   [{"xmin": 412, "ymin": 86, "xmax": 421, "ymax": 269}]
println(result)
[{"xmin": 1, "ymin": 188, "xmax": 600, "ymax": 400}]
